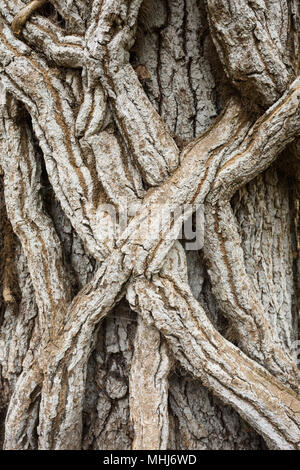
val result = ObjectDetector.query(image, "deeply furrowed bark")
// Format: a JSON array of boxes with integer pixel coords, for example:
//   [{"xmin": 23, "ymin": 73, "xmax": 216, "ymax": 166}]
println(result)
[
  {"xmin": 0, "ymin": 0, "xmax": 299, "ymax": 451},
  {"xmin": 129, "ymin": 318, "xmax": 171, "ymax": 450}
]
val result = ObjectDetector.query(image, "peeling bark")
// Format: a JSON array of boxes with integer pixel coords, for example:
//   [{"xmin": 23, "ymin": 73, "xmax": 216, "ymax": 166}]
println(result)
[{"xmin": 0, "ymin": 0, "xmax": 299, "ymax": 451}]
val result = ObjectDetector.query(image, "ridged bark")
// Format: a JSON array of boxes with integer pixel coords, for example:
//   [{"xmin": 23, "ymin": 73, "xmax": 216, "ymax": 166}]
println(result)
[{"xmin": 0, "ymin": 0, "xmax": 299, "ymax": 450}]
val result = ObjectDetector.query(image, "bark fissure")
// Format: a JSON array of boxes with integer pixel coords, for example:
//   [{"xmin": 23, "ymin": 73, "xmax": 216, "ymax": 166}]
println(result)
[{"xmin": 0, "ymin": 0, "xmax": 299, "ymax": 451}]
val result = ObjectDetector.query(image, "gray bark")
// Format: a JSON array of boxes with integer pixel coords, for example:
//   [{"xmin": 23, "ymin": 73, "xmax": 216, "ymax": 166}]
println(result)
[{"xmin": 0, "ymin": 0, "xmax": 299, "ymax": 450}]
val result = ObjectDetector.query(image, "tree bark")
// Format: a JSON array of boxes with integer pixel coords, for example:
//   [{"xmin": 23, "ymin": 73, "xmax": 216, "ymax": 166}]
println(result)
[{"xmin": 0, "ymin": 0, "xmax": 299, "ymax": 450}]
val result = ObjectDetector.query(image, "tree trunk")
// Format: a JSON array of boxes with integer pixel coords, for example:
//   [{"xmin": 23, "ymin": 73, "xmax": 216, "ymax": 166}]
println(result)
[{"xmin": 0, "ymin": 0, "xmax": 299, "ymax": 450}]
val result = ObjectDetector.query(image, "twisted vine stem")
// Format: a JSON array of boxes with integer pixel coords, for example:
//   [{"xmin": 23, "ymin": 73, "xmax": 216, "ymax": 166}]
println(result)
[{"xmin": 0, "ymin": 0, "xmax": 299, "ymax": 450}]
